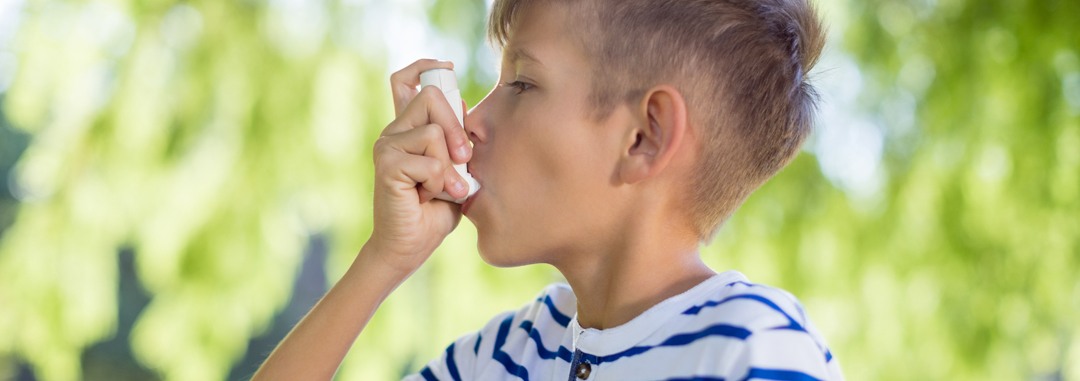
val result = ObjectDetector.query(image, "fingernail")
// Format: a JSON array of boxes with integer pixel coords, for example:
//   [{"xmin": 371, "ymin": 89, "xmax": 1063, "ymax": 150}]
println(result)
[
  {"xmin": 457, "ymin": 144, "xmax": 470, "ymax": 160},
  {"xmin": 453, "ymin": 177, "xmax": 465, "ymax": 191}
]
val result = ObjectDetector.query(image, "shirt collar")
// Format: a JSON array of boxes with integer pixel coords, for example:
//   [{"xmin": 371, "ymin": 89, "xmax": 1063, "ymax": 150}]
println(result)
[{"xmin": 569, "ymin": 270, "xmax": 749, "ymax": 355}]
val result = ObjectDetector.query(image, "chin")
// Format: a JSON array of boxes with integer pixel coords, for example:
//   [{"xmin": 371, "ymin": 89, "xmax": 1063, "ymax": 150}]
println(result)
[{"xmin": 475, "ymin": 232, "xmax": 543, "ymax": 268}]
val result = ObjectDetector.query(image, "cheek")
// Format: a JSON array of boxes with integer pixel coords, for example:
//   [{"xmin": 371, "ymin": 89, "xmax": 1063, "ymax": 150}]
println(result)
[
  {"xmin": 499, "ymin": 108, "xmax": 594, "ymax": 200},
  {"xmin": 497, "ymin": 111, "xmax": 609, "ymax": 235},
  {"xmin": 478, "ymin": 90, "xmax": 612, "ymax": 255}
]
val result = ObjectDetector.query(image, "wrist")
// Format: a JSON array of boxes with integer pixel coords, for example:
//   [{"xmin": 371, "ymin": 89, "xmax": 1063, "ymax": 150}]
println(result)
[{"xmin": 347, "ymin": 242, "xmax": 414, "ymax": 296}]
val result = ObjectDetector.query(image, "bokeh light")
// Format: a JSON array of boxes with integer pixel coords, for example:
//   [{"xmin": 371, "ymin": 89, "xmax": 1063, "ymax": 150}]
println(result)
[{"xmin": 0, "ymin": 0, "xmax": 1077, "ymax": 380}]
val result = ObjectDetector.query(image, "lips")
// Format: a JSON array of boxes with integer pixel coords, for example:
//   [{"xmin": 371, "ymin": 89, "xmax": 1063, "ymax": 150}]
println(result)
[
  {"xmin": 461, "ymin": 180, "xmax": 481, "ymax": 215},
  {"xmin": 461, "ymin": 191, "xmax": 477, "ymax": 215},
  {"xmin": 465, "ymin": 162, "xmax": 483, "ymax": 190},
  {"xmin": 461, "ymin": 165, "xmax": 482, "ymax": 215}
]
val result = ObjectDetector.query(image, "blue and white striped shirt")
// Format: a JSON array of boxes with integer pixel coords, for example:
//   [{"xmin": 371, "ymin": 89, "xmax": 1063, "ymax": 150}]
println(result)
[{"xmin": 404, "ymin": 270, "xmax": 843, "ymax": 381}]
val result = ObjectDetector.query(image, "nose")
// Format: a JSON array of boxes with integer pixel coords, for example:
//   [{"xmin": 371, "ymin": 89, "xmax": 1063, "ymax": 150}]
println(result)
[{"xmin": 464, "ymin": 88, "xmax": 494, "ymax": 145}]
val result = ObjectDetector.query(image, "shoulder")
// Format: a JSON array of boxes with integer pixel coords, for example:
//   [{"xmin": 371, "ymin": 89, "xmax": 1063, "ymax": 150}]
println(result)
[
  {"xmin": 684, "ymin": 279, "xmax": 812, "ymax": 333},
  {"xmin": 473, "ymin": 283, "xmax": 576, "ymax": 348},
  {"xmin": 680, "ymin": 276, "xmax": 843, "ymax": 380},
  {"xmin": 405, "ymin": 284, "xmax": 577, "ymax": 381}
]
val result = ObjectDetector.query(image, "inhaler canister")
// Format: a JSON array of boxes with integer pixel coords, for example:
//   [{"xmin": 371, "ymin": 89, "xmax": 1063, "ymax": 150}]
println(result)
[{"xmin": 420, "ymin": 68, "xmax": 481, "ymax": 203}]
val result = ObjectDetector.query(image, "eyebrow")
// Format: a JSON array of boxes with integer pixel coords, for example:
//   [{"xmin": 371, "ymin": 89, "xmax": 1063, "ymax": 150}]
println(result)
[{"xmin": 505, "ymin": 47, "xmax": 545, "ymax": 68}]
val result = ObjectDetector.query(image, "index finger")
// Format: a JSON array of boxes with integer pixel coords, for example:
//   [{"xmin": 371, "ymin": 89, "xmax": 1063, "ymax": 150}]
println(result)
[
  {"xmin": 390, "ymin": 59, "xmax": 454, "ymax": 116},
  {"xmin": 381, "ymin": 86, "xmax": 472, "ymax": 164}
]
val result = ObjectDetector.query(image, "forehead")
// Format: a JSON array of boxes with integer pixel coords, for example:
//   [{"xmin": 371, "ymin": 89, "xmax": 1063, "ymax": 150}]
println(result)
[{"xmin": 501, "ymin": 3, "xmax": 585, "ymax": 68}]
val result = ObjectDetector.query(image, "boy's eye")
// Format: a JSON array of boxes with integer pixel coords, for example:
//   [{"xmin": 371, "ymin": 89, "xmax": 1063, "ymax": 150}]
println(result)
[{"xmin": 501, "ymin": 80, "xmax": 534, "ymax": 94}]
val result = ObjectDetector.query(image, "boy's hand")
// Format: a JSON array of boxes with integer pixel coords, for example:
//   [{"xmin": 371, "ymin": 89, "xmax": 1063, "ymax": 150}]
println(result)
[
  {"xmin": 367, "ymin": 59, "xmax": 472, "ymax": 277},
  {"xmin": 253, "ymin": 59, "xmax": 472, "ymax": 380}
]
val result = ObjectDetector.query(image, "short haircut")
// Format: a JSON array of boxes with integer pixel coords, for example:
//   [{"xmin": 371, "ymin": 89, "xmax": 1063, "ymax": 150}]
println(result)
[{"xmin": 488, "ymin": 0, "xmax": 826, "ymax": 242}]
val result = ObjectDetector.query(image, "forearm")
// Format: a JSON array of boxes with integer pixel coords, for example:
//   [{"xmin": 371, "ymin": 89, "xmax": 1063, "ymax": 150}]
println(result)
[
  {"xmin": 252, "ymin": 244, "xmax": 409, "ymax": 380},
  {"xmin": 253, "ymin": 58, "xmax": 467, "ymax": 380}
]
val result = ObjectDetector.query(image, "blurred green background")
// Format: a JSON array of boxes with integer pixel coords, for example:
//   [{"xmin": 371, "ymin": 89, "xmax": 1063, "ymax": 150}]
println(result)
[{"xmin": 0, "ymin": 0, "xmax": 1077, "ymax": 379}]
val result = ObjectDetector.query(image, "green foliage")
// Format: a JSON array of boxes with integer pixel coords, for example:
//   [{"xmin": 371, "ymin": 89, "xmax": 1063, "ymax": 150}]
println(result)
[
  {"xmin": 0, "ymin": 0, "xmax": 1077, "ymax": 380},
  {"xmin": 701, "ymin": 0, "xmax": 1080, "ymax": 379}
]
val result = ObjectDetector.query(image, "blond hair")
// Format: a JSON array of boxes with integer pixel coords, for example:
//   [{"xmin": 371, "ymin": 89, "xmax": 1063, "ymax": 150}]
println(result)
[{"xmin": 489, "ymin": 0, "xmax": 826, "ymax": 242}]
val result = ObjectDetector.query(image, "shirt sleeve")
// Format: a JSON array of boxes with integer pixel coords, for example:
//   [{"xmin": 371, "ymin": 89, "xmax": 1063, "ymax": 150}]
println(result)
[
  {"xmin": 401, "ymin": 311, "xmax": 515, "ymax": 381},
  {"xmin": 400, "ymin": 331, "xmax": 481, "ymax": 381},
  {"xmin": 721, "ymin": 327, "xmax": 842, "ymax": 381},
  {"xmin": 707, "ymin": 284, "xmax": 844, "ymax": 381}
]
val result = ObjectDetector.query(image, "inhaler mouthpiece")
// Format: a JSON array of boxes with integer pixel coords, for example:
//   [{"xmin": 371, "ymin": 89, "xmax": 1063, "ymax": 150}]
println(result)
[{"xmin": 420, "ymin": 68, "xmax": 480, "ymax": 204}]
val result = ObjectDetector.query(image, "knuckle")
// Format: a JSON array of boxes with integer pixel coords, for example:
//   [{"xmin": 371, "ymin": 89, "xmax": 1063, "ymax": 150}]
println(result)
[
  {"xmin": 374, "ymin": 149, "xmax": 397, "ymax": 173},
  {"xmin": 426, "ymin": 174, "xmax": 443, "ymax": 189},
  {"xmin": 372, "ymin": 137, "xmax": 389, "ymax": 157},
  {"xmin": 422, "ymin": 123, "xmax": 444, "ymax": 140},
  {"xmin": 379, "ymin": 121, "xmax": 398, "ymax": 137},
  {"xmin": 418, "ymin": 85, "xmax": 439, "ymax": 97},
  {"xmin": 427, "ymin": 158, "xmax": 444, "ymax": 174},
  {"xmin": 373, "ymin": 155, "xmax": 388, "ymax": 175}
]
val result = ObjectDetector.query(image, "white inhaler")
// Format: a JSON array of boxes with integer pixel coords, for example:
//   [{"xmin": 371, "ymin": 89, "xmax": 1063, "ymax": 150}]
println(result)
[{"xmin": 420, "ymin": 68, "xmax": 481, "ymax": 203}]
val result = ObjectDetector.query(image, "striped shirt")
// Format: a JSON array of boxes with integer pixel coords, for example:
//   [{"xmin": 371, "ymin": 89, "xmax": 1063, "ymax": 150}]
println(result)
[{"xmin": 403, "ymin": 270, "xmax": 843, "ymax": 381}]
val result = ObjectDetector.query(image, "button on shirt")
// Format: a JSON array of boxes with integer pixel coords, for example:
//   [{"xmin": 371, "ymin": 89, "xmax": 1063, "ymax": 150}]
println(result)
[{"xmin": 405, "ymin": 271, "xmax": 844, "ymax": 381}]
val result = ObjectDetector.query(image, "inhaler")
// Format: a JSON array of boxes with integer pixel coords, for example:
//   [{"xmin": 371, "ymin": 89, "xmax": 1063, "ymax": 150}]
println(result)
[{"xmin": 420, "ymin": 68, "xmax": 481, "ymax": 203}]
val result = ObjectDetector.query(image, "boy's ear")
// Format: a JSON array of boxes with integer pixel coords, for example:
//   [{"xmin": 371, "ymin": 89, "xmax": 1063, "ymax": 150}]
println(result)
[{"xmin": 618, "ymin": 84, "xmax": 689, "ymax": 185}]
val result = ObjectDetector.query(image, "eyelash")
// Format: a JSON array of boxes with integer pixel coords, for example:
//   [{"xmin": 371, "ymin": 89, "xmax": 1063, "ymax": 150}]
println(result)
[{"xmin": 502, "ymin": 80, "xmax": 534, "ymax": 94}]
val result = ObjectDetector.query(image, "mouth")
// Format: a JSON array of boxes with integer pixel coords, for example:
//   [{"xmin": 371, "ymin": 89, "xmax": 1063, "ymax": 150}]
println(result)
[
  {"xmin": 461, "ymin": 190, "xmax": 478, "ymax": 215},
  {"xmin": 462, "ymin": 165, "xmax": 482, "ymax": 216}
]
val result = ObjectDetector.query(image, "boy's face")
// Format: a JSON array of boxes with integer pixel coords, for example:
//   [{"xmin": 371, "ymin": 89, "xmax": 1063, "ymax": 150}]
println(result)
[{"xmin": 463, "ymin": 4, "xmax": 629, "ymax": 266}]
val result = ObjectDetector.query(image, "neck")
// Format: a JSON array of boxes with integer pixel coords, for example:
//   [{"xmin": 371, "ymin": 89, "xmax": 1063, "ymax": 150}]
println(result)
[{"xmin": 551, "ymin": 206, "xmax": 715, "ymax": 330}]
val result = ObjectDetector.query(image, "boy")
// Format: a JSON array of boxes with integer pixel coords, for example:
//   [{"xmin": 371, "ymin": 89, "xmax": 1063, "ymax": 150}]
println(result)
[{"xmin": 255, "ymin": 0, "xmax": 843, "ymax": 379}]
